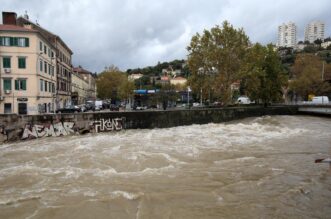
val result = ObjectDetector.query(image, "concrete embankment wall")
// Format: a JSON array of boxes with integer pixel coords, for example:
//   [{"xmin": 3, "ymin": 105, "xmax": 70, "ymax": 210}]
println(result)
[{"xmin": 0, "ymin": 106, "xmax": 298, "ymax": 144}]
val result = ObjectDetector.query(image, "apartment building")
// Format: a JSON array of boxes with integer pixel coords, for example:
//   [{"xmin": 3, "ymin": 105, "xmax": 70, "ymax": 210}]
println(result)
[
  {"xmin": 277, "ymin": 22, "xmax": 297, "ymax": 48},
  {"xmin": 71, "ymin": 71, "xmax": 89, "ymax": 105},
  {"xmin": 0, "ymin": 12, "xmax": 56, "ymax": 114},
  {"xmin": 73, "ymin": 66, "xmax": 97, "ymax": 101},
  {"xmin": 17, "ymin": 15, "xmax": 73, "ymax": 109},
  {"xmin": 304, "ymin": 21, "xmax": 325, "ymax": 43}
]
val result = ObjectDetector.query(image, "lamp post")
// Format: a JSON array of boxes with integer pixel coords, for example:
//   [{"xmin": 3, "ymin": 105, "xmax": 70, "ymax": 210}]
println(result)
[{"xmin": 187, "ymin": 86, "xmax": 191, "ymax": 108}]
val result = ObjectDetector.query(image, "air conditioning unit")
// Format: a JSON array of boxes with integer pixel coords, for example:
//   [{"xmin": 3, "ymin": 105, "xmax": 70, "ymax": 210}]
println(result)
[
  {"xmin": 0, "ymin": 96, "xmax": 4, "ymax": 101},
  {"xmin": 5, "ymin": 90, "xmax": 11, "ymax": 94},
  {"xmin": 4, "ymin": 68, "xmax": 11, "ymax": 73}
]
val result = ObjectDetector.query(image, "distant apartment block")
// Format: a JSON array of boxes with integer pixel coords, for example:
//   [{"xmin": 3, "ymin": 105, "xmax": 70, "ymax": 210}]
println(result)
[
  {"xmin": 277, "ymin": 22, "xmax": 297, "ymax": 48},
  {"xmin": 304, "ymin": 21, "xmax": 325, "ymax": 43}
]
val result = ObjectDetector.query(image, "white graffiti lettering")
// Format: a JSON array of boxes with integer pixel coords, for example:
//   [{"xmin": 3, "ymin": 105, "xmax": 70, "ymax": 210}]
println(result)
[
  {"xmin": 22, "ymin": 122, "xmax": 75, "ymax": 139},
  {"xmin": 44, "ymin": 125, "xmax": 56, "ymax": 137},
  {"xmin": 95, "ymin": 118, "xmax": 123, "ymax": 132},
  {"xmin": 22, "ymin": 125, "xmax": 37, "ymax": 139}
]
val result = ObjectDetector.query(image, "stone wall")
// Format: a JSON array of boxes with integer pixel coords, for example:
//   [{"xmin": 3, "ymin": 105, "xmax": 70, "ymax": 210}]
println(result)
[{"xmin": 0, "ymin": 106, "xmax": 298, "ymax": 144}]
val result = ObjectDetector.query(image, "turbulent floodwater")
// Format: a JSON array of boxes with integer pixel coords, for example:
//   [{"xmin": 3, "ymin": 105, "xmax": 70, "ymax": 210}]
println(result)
[{"xmin": 0, "ymin": 116, "xmax": 331, "ymax": 219}]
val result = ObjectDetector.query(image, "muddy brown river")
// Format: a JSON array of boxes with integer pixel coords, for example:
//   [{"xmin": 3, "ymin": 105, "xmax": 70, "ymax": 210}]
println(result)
[{"xmin": 0, "ymin": 115, "xmax": 330, "ymax": 219}]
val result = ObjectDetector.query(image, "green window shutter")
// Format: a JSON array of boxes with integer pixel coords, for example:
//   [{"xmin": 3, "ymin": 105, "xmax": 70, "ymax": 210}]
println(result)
[
  {"xmin": 40, "ymin": 79, "xmax": 43, "ymax": 91},
  {"xmin": 25, "ymin": 38, "xmax": 29, "ymax": 47},
  {"xmin": 22, "ymin": 80, "xmax": 27, "ymax": 90},
  {"xmin": 3, "ymin": 57, "xmax": 11, "ymax": 68},
  {"xmin": 9, "ymin": 37, "xmax": 14, "ymax": 46},
  {"xmin": 0, "ymin": 37, "xmax": 2, "ymax": 46},
  {"xmin": 15, "ymin": 80, "xmax": 19, "ymax": 90},
  {"xmin": 18, "ymin": 57, "xmax": 26, "ymax": 69},
  {"xmin": 3, "ymin": 79, "xmax": 11, "ymax": 90}
]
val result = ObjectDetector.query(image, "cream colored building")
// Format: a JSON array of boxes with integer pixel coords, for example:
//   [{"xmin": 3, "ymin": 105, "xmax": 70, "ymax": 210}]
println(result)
[
  {"xmin": 128, "ymin": 73, "xmax": 143, "ymax": 81},
  {"xmin": 73, "ymin": 66, "xmax": 96, "ymax": 101},
  {"xmin": 170, "ymin": 76, "xmax": 187, "ymax": 86},
  {"xmin": 304, "ymin": 21, "xmax": 325, "ymax": 43},
  {"xmin": 277, "ymin": 22, "xmax": 297, "ymax": 48},
  {"xmin": 321, "ymin": 41, "xmax": 331, "ymax": 49},
  {"xmin": 17, "ymin": 16, "xmax": 73, "ymax": 109},
  {"xmin": 0, "ymin": 18, "xmax": 56, "ymax": 114},
  {"xmin": 71, "ymin": 71, "xmax": 89, "ymax": 105}
]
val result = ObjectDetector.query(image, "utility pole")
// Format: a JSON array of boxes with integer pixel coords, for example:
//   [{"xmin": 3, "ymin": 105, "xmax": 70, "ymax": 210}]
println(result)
[
  {"xmin": 322, "ymin": 61, "xmax": 325, "ymax": 104},
  {"xmin": 200, "ymin": 88, "xmax": 202, "ymax": 106},
  {"xmin": 322, "ymin": 61, "xmax": 325, "ymax": 81}
]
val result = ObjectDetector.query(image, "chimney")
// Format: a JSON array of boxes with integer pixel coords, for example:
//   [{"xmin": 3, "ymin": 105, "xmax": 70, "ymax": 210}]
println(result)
[{"xmin": 2, "ymin": 12, "xmax": 17, "ymax": 25}]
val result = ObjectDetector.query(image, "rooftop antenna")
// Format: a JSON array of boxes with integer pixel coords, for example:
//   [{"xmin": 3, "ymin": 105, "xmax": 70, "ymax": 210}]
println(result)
[
  {"xmin": 24, "ymin": 10, "xmax": 29, "ymax": 20},
  {"xmin": 36, "ymin": 14, "xmax": 40, "ymax": 26}
]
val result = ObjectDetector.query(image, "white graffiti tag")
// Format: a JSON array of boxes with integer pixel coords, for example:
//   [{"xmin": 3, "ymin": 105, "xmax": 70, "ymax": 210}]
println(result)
[
  {"xmin": 22, "ymin": 122, "xmax": 75, "ymax": 139},
  {"xmin": 94, "ymin": 118, "xmax": 123, "ymax": 132}
]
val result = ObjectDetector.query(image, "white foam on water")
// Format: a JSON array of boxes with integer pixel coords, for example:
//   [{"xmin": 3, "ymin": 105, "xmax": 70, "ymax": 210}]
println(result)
[
  {"xmin": 83, "ymin": 190, "xmax": 98, "ymax": 197},
  {"xmin": 214, "ymin": 156, "xmax": 256, "ymax": 165},
  {"xmin": 110, "ymin": 190, "xmax": 143, "ymax": 200}
]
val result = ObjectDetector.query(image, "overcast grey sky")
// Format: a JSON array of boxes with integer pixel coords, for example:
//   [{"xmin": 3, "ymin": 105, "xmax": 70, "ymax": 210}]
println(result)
[{"xmin": 1, "ymin": 0, "xmax": 330, "ymax": 72}]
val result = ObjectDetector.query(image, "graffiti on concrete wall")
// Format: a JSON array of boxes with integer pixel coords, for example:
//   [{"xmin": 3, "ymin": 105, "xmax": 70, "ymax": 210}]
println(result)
[
  {"xmin": 20, "ymin": 117, "xmax": 125, "ymax": 140},
  {"xmin": 22, "ymin": 122, "xmax": 75, "ymax": 139},
  {"xmin": 94, "ymin": 118, "xmax": 124, "ymax": 132}
]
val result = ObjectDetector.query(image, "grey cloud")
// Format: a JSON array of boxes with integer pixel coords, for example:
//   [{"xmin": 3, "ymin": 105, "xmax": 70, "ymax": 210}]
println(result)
[{"xmin": 1, "ymin": 0, "xmax": 330, "ymax": 72}]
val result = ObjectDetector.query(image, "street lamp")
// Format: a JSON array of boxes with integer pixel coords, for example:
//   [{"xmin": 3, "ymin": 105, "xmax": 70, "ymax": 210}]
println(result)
[{"xmin": 187, "ymin": 86, "xmax": 191, "ymax": 108}]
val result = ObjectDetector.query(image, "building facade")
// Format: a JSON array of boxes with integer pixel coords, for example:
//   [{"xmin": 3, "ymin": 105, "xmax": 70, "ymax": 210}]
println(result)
[
  {"xmin": 277, "ymin": 22, "xmax": 297, "ymax": 48},
  {"xmin": 0, "ymin": 12, "xmax": 56, "ymax": 115},
  {"xmin": 16, "ymin": 16, "xmax": 73, "ymax": 109},
  {"xmin": 71, "ymin": 71, "xmax": 89, "ymax": 105},
  {"xmin": 73, "ymin": 66, "xmax": 96, "ymax": 101},
  {"xmin": 304, "ymin": 21, "xmax": 325, "ymax": 43}
]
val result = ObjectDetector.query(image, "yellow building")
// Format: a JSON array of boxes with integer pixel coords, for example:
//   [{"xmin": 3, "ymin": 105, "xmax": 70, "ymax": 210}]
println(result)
[
  {"xmin": 73, "ymin": 66, "xmax": 97, "ymax": 101},
  {"xmin": 0, "ymin": 13, "xmax": 56, "ymax": 114},
  {"xmin": 71, "ymin": 71, "xmax": 89, "ymax": 105}
]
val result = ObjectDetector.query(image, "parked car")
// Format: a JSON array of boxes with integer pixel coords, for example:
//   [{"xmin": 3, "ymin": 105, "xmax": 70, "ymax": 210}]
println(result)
[
  {"xmin": 85, "ymin": 101, "xmax": 95, "ymax": 111},
  {"xmin": 56, "ymin": 105, "xmax": 81, "ymax": 113},
  {"xmin": 102, "ymin": 101, "xmax": 110, "ymax": 109},
  {"xmin": 110, "ymin": 104, "xmax": 120, "ymax": 111},
  {"xmin": 236, "ymin": 96, "xmax": 251, "ymax": 104},
  {"xmin": 77, "ymin": 104, "xmax": 87, "ymax": 112},
  {"xmin": 136, "ymin": 105, "xmax": 147, "ymax": 110}
]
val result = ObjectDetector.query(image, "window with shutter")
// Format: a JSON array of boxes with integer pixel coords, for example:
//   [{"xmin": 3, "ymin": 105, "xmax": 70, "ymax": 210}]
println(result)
[
  {"xmin": 18, "ymin": 57, "xmax": 26, "ymax": 69},
  {"xmin": 3, "ymin": 57, "xmax": 11, "ymax": 68},
  {"xmin": 3, "ymin": 79, "xmax": 11, "ymax": 90}
]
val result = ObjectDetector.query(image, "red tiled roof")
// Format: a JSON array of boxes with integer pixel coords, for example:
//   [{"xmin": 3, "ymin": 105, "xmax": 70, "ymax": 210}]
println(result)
[
  {"xmin": 0, "ymin": 24, "xmax": 37, "ymax": 32},
  {"xmin": 73, "ymin": 67, "xmax": 91, "ymax": 74}
]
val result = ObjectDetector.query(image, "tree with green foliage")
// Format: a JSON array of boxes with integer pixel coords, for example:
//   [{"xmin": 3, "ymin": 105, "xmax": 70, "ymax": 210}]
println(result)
[
  {"xmin": 155, "ymin": 84, "xmax": 178, "ymax": 110},
  {"xmin": 241, "ymin": 44, "xmax": 288, "ymax": 104},
  {"xmin": 187, "ymin": 21, "xmax": 250, "ymax": 105},
  {"xmin": 314, "ymin": 39, "xmax": 323, "ymax": 45},
  {"xmin": 96, "ymin": 65, "xmax": 134, "ymax": 101},
  {"xmin": 290, "ymin": 54, "xmax": 331, "ymax": 99}
]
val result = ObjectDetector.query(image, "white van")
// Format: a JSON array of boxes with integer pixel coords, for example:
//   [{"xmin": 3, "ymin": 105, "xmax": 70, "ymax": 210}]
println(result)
[
  {"xmin": 95, "ymin": 100, "xmax": 103, "ymax": 110},
  {"xmin": 237, "ymin": 96, "xmax": 251, "ymax": 104},
  {"xmin": 312, "ymin": 96, "xmax": 329, "ymax": 104}
]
